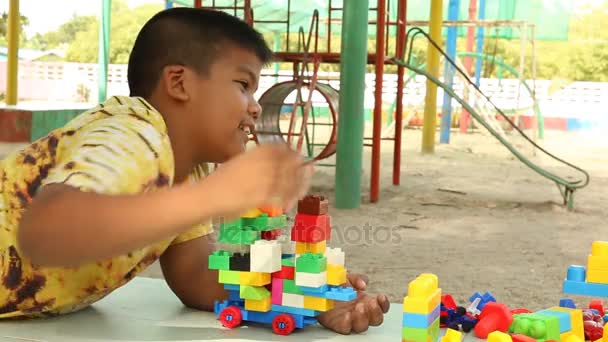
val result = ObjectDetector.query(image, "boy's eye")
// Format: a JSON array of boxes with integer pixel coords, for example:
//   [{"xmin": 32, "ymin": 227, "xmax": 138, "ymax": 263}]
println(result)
[{"xmin": 236, "ymin": 81, "xmax": 249, "ymax": 90}]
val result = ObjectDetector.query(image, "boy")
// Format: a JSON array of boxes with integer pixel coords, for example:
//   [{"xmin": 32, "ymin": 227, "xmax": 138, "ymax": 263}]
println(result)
[{"xmin": 0, "ymin": 7, "xmax": 389, "ymax": 334}]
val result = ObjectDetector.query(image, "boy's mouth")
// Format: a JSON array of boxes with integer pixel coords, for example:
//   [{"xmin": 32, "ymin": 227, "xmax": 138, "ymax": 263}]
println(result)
[{"xmin": 238, "ymin": 121, "xmax": 255, "ymax": 138}]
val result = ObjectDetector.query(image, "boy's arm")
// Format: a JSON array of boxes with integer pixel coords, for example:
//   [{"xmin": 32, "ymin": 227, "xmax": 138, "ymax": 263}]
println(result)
[{"xmin": 159, "ymin": 235, "xmax": 226, "ymax": 311}]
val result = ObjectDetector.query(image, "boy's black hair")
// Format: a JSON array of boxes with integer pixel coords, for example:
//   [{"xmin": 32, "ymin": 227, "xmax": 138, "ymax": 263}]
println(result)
[{"xmin": 127, "ymin": 7, "xmax": 273, "ymax": 98}]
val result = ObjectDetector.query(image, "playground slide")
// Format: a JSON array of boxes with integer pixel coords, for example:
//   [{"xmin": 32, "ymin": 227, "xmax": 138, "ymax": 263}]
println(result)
[{"xmin": 390, "ymin": 58, "xmax": 589, "ymax": 209}]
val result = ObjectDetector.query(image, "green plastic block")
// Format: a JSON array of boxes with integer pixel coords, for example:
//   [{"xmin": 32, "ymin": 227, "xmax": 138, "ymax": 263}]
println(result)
[
  {"xmin": 218, "ymin": 226, "xmax": 261, "ymax": 245},
  {"xmin": 218, "ymin": 270, "xmax": 240, "ymax": 285},
  {"xmin": 282, "ymin": 279, "xmax": 303, "ymax": 295},
  {"xmin": 281, "ymin": 257, "xmax": 295, "ymax": 267},
  {"xmin": 219, "ymin": 218, "xmax": 242, "ymax": 230},
  {"xmin": 402, "ymin": 317, "xmax": 440, "ymax": 342},
  {"xmin": 296, "ymin": 253, "xmax": 327, "ymax": 273},
  {"xmin": 267, "ymin": 215, "xmax": 287, "ymax": 229},
  {"xmin": 509, "ymin": 313, "xmax": 560, "ymax": 342},
  {"xmin": 240, "ymin": 285, "xmax": 270, "ymax": 300},
  {"xmin": 243, "ymin": 214, "xmax": 269, "ymax": 231},
  {"xmin": 208, "ymin": 250, "xmax": 232, "ymax": 270}
]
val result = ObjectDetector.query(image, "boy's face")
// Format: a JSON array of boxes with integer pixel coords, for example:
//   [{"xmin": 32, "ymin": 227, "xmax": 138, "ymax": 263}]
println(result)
[{"xmin": 184, "ymin": 44, "xmax": 263, "ymax": 163}]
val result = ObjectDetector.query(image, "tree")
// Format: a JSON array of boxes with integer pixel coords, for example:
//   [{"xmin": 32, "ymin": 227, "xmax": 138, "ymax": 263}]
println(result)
[{"xmin": 0, "ymin": 11, "xmax": 29, "ymax": 46}]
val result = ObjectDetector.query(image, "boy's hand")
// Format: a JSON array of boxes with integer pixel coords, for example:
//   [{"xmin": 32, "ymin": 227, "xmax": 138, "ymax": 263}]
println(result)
[
  {"xmin": 317, "ymin": 273, "xmax": 390, "ymax": 334},
  {"xmin": 203, "ymin": 143, "xmax": 313, "ymax": 219}
]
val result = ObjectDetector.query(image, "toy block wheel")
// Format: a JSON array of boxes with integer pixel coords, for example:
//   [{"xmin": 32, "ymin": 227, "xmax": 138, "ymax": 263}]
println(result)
[
  {"xmin": 219, "ymin": 306, "xmax": 243, "ymax": 329},
  {"xmin": 272, "ymin": 313, "xmax": 296, "ymax": 335}
]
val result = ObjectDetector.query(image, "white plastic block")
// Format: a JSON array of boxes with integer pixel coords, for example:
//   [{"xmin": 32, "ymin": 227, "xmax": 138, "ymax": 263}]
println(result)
[
  {"xmin": 250, "ymin": 240, "xmax": 281, "ymax": 273},
  {"xmin": 325, "ymin": 247, "xmax": 345, "ymax": 266},
  {"xmin": 282, "ymin": 293, "xmax": 305, "ymax": 308},
  {"xmin": 295, "ymin": 271, "xmax": 327, "ymax": 288},
  {"xmin": 277, "ymin": 235, "xmax": 296, "ymax": 255}
]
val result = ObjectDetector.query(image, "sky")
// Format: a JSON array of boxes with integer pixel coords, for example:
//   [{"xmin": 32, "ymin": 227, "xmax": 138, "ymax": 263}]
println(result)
[{"xmin": 1, "ymin": 0, "xmax": 607, "ymax": 38}]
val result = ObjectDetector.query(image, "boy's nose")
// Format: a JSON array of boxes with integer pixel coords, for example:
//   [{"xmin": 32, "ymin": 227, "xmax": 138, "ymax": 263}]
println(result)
[{"xmin": 249, "ymin": 100, "xmax": 262, "ymax": 120}]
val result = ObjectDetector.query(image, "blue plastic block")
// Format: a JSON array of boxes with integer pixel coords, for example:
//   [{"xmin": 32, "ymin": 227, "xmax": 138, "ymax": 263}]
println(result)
[
  {"xmin": 325, "ymin": 286, "xmax": 357, "ymax": 301},
  {"xmin": 300, "ymin": 285, "xmax": 329, "ymax": 297},
  {"xmin": 271, "ymin": 304, "xmax": 318, "ymax": 317},
  {"xmin": 537, "ymin": 309, "xmax": 572, "ymax": 333},
  {"xmin": 224, "ymin": 284, "xmax": 240, "ymax": 292},
  {"xmin": 603, "ymin": 313, "xmax": 608, "ymax": 323},
  {"xmin": 559, "ymin": 298, "xmax": 576, "ymax": 309},
  {"xmin": 566, "ymin": 265, "xmax": 586, "ymax": 282},
  {"xmin": 563, "ymin": 279, "xmax": 608, "ymax": 297},
  {"xmin": 227, "ymin": 289, "xmax": 241, "ymax": 302},
  {"xmin": 469, "ymin": 291, "xmax": 496, "ymax": 310},
  {"xmin": 403, "ymin": 305, "xmax": 441, "ymax": 328}
]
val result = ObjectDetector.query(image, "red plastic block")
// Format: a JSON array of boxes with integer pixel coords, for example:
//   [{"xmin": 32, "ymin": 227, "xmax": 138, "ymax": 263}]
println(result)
[
  {"xmin": 261, "ymin": 229, "xmax": 282, "ymax": 240},
  {"xmin": 442, "ymin": 294, "xmax": 457, "ymax": 310},
  {"xmin": 291, "ymin": 213, "xmax": 331, "ymax": 243},
  {"xmin": 272, "ymin": 265, "xmax": 295, "ymax": 280},
  {"xmin": 511, "ymin": 334, "xmax": 537, "ymax": 342},
  {"xmin": 589, "ymin": 300, "xmax": 604, "ymax": 315},
  {"xmin": 474, "ymin": 302, "xmax": 513, "ymax": 339}
]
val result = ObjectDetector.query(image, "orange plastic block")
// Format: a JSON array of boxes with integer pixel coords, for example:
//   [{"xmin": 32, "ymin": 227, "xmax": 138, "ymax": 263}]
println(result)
[
  {"xmin": 240, "ymin": 271, "xmax": 271, "ymax": 286},
  {"xmin": 259, "ymin": 206, "xmax": 283, "ymax": 217},
  {"xmin": 245, "ymin": 297, "xmax": 271, "ymax": 312},
  {"xmin": 403, "ymin": 273, "xmax": 441, "ymax": 314}
]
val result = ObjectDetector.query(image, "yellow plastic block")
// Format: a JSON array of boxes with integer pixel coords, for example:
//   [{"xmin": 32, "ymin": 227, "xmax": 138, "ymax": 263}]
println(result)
[
  {"xmin": 588, "ymin": 255, "xmax": 608, "ymax": 270},
  {"xmin": 240, "ymin": 271, "xmax": 271, "ymax": 286},
  {"xmin": 549, "ymin": 307, "xmax": 584, "ymax": 340},
  {"xmin": 403, "ymin": 273, "xmax": 442, "ymax": 314},
  {"xmin": 304, "ymin": 296, "xmax": 334, "ymax": 312},
  {"xmin": 441, "ymin": 328, "xmax": 463, "ymax": 342},
  {"xmin": 592, "ymin": 241, "xmax": 608, "ymax": 257},
  {"xmin": 487, "ymin": 331, "xmax": 512, "ymax": 342},
  {"xmin": 588, "ymin": 269, "xmax": 608, "ymax": 284},
  {"xmin": 562, "ymin": 332, "xmax": 584, "ymax": 342},
  {"xmin": 245, "ymin": 297, "xmax": 271, "ymax": 312},
  {"xmin": 296, "ymin": 241, "xmax": 327, "ymax": 254},
  {"xmin": 327, "ymin": 264, "xmax": 347, "ymax": 286},
  {"xmin": 242, "ymin": 208, "xmax": 263, "ymax": 218}
]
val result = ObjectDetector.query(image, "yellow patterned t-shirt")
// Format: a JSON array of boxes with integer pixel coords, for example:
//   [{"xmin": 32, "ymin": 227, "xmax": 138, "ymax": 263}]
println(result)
[{"xmin": 0, "ymin": 96, "xmax": 212, "ymax": 319}]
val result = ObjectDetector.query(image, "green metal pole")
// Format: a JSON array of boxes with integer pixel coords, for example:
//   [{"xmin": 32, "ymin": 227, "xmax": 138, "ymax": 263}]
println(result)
[
  {"xmin": 98, "ymin": 0, "xmax": 111, "ymax": 103},
  {"xmin": 334, "ymin": 1, "xmax": 369, "ymax": 209},
  {"xmin": 273, "ymin": 31, "xmax": 281, "ymax": 83}
]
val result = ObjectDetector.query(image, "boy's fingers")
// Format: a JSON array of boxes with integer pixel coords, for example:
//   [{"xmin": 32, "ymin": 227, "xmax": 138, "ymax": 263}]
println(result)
[
  {"xmin": 347, "ymin": 273, "xmax": 368, "ymax": 291},
  {"xmin": 352, "ymin": 302, "xmax": 369, "ymax": 333},
  {"xmin": 378, "ymin": 294, "xmax": 390, "ymax": 313},
  {"xmin": 366, "ymin": 299, "xmax": 384, "ymax": 326}
]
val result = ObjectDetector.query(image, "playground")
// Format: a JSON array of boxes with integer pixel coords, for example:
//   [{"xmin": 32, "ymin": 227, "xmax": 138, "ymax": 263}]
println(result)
[{"xmin": 1, "ymin": 0, "xmax": 608, "ymax": 340}]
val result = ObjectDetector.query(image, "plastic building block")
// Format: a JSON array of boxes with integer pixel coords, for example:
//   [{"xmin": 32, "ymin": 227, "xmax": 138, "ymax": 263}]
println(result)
[
  {"xmin": 281, "ymin": 293, "xmax": 305, "ymax": 308},
  {"xmin": 208, "ymin": 250, "xmax": 232, "ymax": 270},
  {"xmin": 240, "ymin": 271, "xmax": 271, "ymax": 286},
  {"xmin": 271, "ymin": 304, "xmax": 317, "ymax": 317},
  {"xmin": 469, "ymin": 291, "xmax": 497, "ymax": 311},
  {"xmin": 326, "ymin": 264, "xmax": 347, "ymax": 286},
  {"xmin": 537, "ymin": 308, "xmax": 572, "ymax": 333},
  {"xmin": 271, "ymin": 278, "xmax": 282, "ymax": 305},
  {"xmin": 296, "ymin": 241, "xmax": 327, "ymax": 254},
  {"xmin": 295, "ymin": 271, "xmax": 327, "ymax": 288},
  {"xmin": 267, "ymin": 215, "xmax": 287, "ymax": 229},
  {"xmin": 403, "ymin": 305, "xmax": 441, "ymax": 328},
  {"xmin": 219, "ymin": 226, "xmax": 261, "ymax": 245},
  {"xmin": 224, "ymin": 284, "xmax": 240, "ymax": 291},
  {"xmin": 474, "ymin": 302, "xmax": 513, "ymax": 339},
  {"xmin": 402, "ymin": 317, "xmax": 440, "ymax": 342},
  {"xmin": 259, "ymin": 206, "xmax": 283, "ymax": 217},
  {"xmin": 281, "ymin": 256, "xmax": 295, "ymax": 267},
  {"xmin": 510, "ymin": 334, "xmax": 537, "ymax": 342},
  {"xmin": 297, "ymin": 195, "xmax": 328, "ymax": 215},
  {"xmin": 304, "ymin": 296, "xmax": 334, "ymax": 312},
  {"xmin": 262, "ymin": 229, "xmax": 282, "ymax": 240},
  {"xmin": 282, "ymin": 279, "xmax": 304, "ymax": 295},
  {"xmin": 245, "ymin": 297, "xmax": 271, "ymax": 312},
  {"xmin": 219, "ymin": 270, "xmax": 241, "ymax": 285},
  {"xmin": 563, "ymin": 265, "xmax": 608, "ymax": 297},
  {"xmin": 589, "ymin": 300, "xmax": 604, "ymax": 315},
  {"xmin": 588, "ymin": 269, "xmax": 608, "ymax": 284},
  {"xmin": 251, "ymin": 240, "xmax": 281, "ymax": 273},
  {"xmin": 546, "ymin": 306, "xmax": 584, "ymax": 340},
  {"xmin": 325, "ymin": 286, "xmax": 357, "ymax": 301},
  {"xmin": 299, "ymin": 284, "xmax": 329, "ymax": 297},
  {"xmin": 241, "ymin": 208, "xmax": 263, "ymax": 218},
  {"xmin": 291, "ymin": 213, "xmax": 331, "ymax": 243},
  {"xmin": 560, "ymin": 299, "xmax": 577, "ymax": 309},
  {"xmin": 229, "ymin": 253, "xmax": 251, "ymax": 272},
  {"xmin": 442, "ymin": 294, "xmax": 458, "ymax": 310},
  {"xmin": 487, "ymin": 331, "xmax": 513, "ymax": 342},
  {"xmin": 295, "ymin": 253, "xmax": 327, "ymax": 273},
  {"xmin": 441, "ymin": 328, "xmax": 464, "ymax": 342},
  {"xmin": 240, "ymin": 285, "xmax": 270, "ymax": 300},
  {"xmin": 325, "ymin": 247, "xmax": 345, "ymax": 266},
  {"xmin": 272, "ymin": 264, "xmax": 295, "ymax": 280},
  {"xmin": 509, "ymin": 312, "xmax": 561, "ymax": 342},
  {"xmin": 403, "ymin": 273, "xmax": 442, "ymax": 314},
  {"xmin": 242, "ymin": 214, "xmax": 269, "ymax": 231},
  {"xmin": 562, "ymin": 332, "xmax": 584, "ymax": 342}
]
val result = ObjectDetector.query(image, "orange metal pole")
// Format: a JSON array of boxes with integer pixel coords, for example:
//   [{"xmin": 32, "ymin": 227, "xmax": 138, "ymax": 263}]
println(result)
[
  {"xmin": 371, "ymin": 0, "xmax": 387, "ymax": 202},
  {"xmin": 460, "ymin": 0, "xmax": 477, "ymax": 133}
]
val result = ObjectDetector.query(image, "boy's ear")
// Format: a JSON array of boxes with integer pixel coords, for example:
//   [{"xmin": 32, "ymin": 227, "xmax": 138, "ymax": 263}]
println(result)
[{"xmin": 162, "ymin": 65, "xmax": 190, "ymax": 102}]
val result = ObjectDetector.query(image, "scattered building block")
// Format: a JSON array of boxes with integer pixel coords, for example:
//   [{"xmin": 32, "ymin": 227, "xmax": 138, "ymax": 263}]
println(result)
[
  {"xmin": 546, "ymin": 306, "xmax": 584, "ymax": 340},
  {"xmin": 509, "ymin": 312, "xmax": 560, "ymax": 342},
  {"xmin": 441, "ymin": 328, "xmax": 464, "ymax": 342},
  {"xmin": 487, "ymin": 331, "xmax": 513, "ymax": 342}
]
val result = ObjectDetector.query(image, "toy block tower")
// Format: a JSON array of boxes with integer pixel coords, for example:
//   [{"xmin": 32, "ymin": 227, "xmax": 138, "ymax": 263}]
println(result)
[
  {"xmin": 210, "ymin": 195, "xmax": 356, "ymax": 335},
  {"xmin": 564, "ymin": 241, "xmax": 608, "ymax": 298},
  {"xmin": 402, "ymin": 273, "xmax": 442, "ymax": 342}
]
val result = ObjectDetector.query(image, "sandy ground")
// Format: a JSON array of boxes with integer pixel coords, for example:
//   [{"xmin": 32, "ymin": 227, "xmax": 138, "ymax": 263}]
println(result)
[{"xmin": 1, "ymin": 126, "xmax": 606, "ymax": 311}]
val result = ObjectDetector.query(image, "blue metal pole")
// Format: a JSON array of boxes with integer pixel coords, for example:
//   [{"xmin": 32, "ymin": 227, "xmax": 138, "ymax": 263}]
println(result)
[
  {"xmin": 474, "ymin": 0, "xmax": 486, "ymax": 87},
  {"xmin": 439, "ymin": 0, "xmax": 460, "ymax": 144},
  {"xmin": 165, "ymin": 1, "xmax": 173, "ymax": 9}
]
